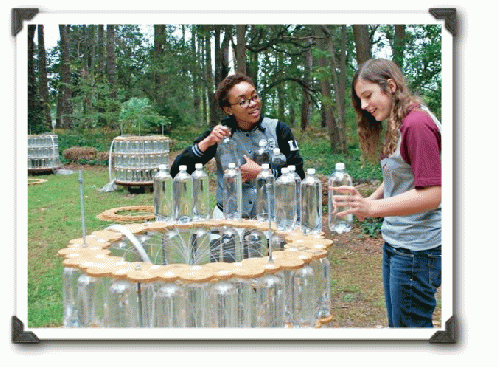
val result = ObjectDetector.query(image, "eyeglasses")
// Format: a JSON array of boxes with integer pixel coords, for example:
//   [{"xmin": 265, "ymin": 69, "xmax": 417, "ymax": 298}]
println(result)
[{"xmin": 230, "ymin": 94, "xmax": 260, "ymax": 108}]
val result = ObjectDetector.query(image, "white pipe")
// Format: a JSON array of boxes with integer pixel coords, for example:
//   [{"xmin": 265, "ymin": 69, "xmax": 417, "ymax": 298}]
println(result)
[
  {"xmin": 108, "ymin": 139, "xmax": 115, "ymax": 182},
  {"xmin": 108, "ymin": 224, "xmax": 152, "ymax": 263}
]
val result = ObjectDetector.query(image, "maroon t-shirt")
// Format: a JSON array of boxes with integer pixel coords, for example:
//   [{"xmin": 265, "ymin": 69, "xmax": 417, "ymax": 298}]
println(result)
[{"xmin": 399, "ymin": 108, "xmax": 442, "ymax": 188}]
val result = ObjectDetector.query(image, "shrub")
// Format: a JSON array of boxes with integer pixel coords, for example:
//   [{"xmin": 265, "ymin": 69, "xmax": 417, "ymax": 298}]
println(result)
[{"xmin": 62, "ymin": 146, "xmax": 98, "ymax": 162}]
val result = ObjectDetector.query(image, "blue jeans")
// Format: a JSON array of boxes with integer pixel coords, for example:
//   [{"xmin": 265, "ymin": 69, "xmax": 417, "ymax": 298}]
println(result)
[{"xmin": 382, "ymin": 242, "xmax": 441, "ymax": 327}]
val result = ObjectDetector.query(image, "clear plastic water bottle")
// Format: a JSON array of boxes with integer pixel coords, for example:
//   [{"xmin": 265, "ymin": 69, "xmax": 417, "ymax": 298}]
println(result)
[
  {"xmin": 292, "ymin": 264, "xmax": 318, "ymax": 327},
  {"xmin": 255, "ymin": 163, "xmax": 275, "ymax": 223},
  {"xmin": 61, "ymin": 260, "xmax": 82, "ymax": 327},
  {"xmin": 242, "ymin": 229, "xmax": 267, "ymax": 258},
  {"xmin": 253, "ymin": 139, "xmax": 270, "ymax": 165},
  {"xmin": 153, "ymin": 164, "xmax": 174, "ymax": 222},
  {"xmin": 255, "ymin": 265, "xmax": 285, "ymax": 327},
  {"xmin": 191, "ymin": 227, "xmax": 211, "ymax": 265},
  {"xmin": 192, "ymin": 163, "xmax": 210, "ymax": 221},
  {"xmin": 153, "ymin": 281, "xmax": 186, "ymax": 327},
  {"xmin": 210, "ymin": 271, "xmax": 238, "ymax": 327},
  {"xmin": 218, "ymin": 131, "xmax": 241, "ymax": 171},
  {"xmin": 288, "ymin": 165, "xmax": 302, "ymax": 222},
  {"xmin": 173, "ymin": 165, "xmax": 193, "ymax": 223},
  {"xmin": 270, "ymin": 148, "xmax": 286, "ymax": 177},
  {"xmin": 300, "ymin": 168, "xmax": 322, "ymax": 234},
  {"xmin": 220, "ymin": 226, "xmax": 242, "ymax": 263},
  {"xmin": 223, "ymin": 162, "xmax": 242, "ymax": 221},
  {"xmin": 328, "ymin": 162, "xmax": 353, "ymax": 234},
  {"xmin": 274, "ymin": 167, "xmax": 297, "ymax": 232}
]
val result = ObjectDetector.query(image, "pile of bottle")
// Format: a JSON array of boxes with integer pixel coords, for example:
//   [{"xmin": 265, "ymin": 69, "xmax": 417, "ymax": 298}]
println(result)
[
  {"xmin": 111, "ymin": 135, "xmax": 170, "ymax": 185},
  {"xmin": 59, "ymin": 222, "xmax": 334, "ymax": 328},
  {"xmin": 28, "ymin": 134, "xmax": 61, "ymax": 171}
]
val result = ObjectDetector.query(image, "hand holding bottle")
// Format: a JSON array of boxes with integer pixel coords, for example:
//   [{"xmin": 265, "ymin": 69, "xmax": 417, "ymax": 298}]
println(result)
[
  {"xmin": 331, "ymin": 186, "xmax": 372, "ymax": 222},
  {"xmin": 198, "ymin": 124, "xmax": 232, "ymax": 152},
  {"xmin": 240, "ymin": 155, "xmax": 262, "ymax": 183}
]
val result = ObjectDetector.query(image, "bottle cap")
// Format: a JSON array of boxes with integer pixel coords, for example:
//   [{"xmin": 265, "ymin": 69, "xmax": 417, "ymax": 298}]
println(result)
[
  {"xmin": 336, "ymin": 162, "xmax": 345, "ymax": 170},
  {"xmin": 159, "ymin": 164, "xmax": 167, "ymax": 171},
  {"xmin": 228, "ymin": 162, "xmax": 236, "ymax": 169},
  {"xmin": 259, "ymin": 139, "xmax": 267, "ymax": 146},
  {"xmin": 195, "ymin": 163, "xmax": 203, "ymax": 169},
  {"xmin": 273, "ymin": 148, "xmax": 280, "ymax": 154},
  {"xmin": 281, "ymin": 167, "xmax": 289, "ymax": 175},
  {"xmin": 179, "ymin": 165, "xmax": 187, "ymax": 171},
  {"xmin": 262, "ymin": 163, "xmax": 269, "ymax": 170},
  {"xmin": 288, "ymin": 165, "xmax": 295, "ymax": 171},
  {"xmin": 307, "ymin": 168, "xmax": 316, "ymax": 175}
]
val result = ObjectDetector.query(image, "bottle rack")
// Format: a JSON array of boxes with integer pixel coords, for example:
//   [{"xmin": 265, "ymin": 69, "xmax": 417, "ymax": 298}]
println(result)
[
  {"xmin": 110, "ymin": 135, "xmax": 170, "ymax": 187},
  {"xmin": 28, "ymin": 134, "xmax": 61, "ymax": 173}
]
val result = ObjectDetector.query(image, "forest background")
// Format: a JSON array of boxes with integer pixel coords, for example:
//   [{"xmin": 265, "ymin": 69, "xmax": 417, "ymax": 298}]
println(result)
[{"xmin": 28, "ymin": 24, "xmax": 441, "ymax": 157}]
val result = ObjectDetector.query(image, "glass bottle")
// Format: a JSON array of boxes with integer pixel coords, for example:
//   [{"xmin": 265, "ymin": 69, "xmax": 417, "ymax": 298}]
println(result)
[
  {"xmin": 242, "ymin": 228, "xmax": 267, "ymax": 259},
  {"xmin": 255, "ymin": 262, "xmax": 285, "ymax": 327},
  {"xmin": 218, "ymin": 131, "xmax": 240, "ymax": 172},
  {"xmin": 153, "ymin": 164, "xmax": 174, "ymax": 222},
  {"xmin": 191, "ymin": 225, "xmax": 211, "ymax": 265},
  {"xmin": 253, "ymin": 139, "xmax": 270, "ymax": 165},
  {"xmin": 173, "ymin": 165, "xmax": 193, "ymax": 223},
  {"xmin": 220, "ymin": 226, "xmax": 242, "ymax": 263},
  {"xmin": 181, "ymin": 266, "xmax": 214, "ymax": 328},
  {"xmin": 222, "ymin": 162, "xmax": 242, "ymax": 221},
  {"xmin": 209, "ymin": 270, "xmax": 238, "ymax": 327},
  {"xmin": 105, "ymin": 262, "xmax": 141, "ymax": 327},
  {"xmin": 288, "ymin": 165, "xmax": 302, "ymax": 222},
  {"xmin": 274, "ymin": 167, "xmax": 297, "ymax": 233},
  {"xmin": 192, "ymin": 163, "xmax": 210, "ymax": 221},
  {"xmin": 292, "ymin": 262, "xmax": 318, "ymax": 328},
  {"xmin": 61, "ymin": 257, "xmax": 84, "ymax": 327},
  {"xmin": 255, "ymin": 163, "xmax": 275, "ymax": 223},
  {"xmin": 300, "ymin": 168, "xmax": 322, "ymax": 234},
  {"xmin": 232, "ymin": 262, "xmax": 265, "ymax": 328},
  {"xmin": 328, "ymin": 162, "xmax": 354, "ymax": 233},
  {"xmin": 126, "ymin": 264, "xmax": 161, "ymax": 328},
  {"xmin": 270, "ymin": 148, "xmax": 286, "ymax": 177}
]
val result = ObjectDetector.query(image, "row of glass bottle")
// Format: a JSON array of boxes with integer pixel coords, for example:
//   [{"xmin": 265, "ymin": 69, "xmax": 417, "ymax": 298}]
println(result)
[
  {"xmin": 154, "ymin": 160, "xmax": 353, "ymax": 235},
  {"xmin": 28, "ymin": 134, "xmax": 59, "ymax": 148},
  {"xmin": 209, "ymin": 135, "xmax": 353, "ymax": 234},
  {"xmin": 111, "ymin": 136, "xmax": 170, "ymax": 184},
  {"xmin": 113, "ymin": 138, "xmax": 170, "ymax": 154},
  {"xmin": 63, "ymin": 250, "xmax": 331, "ymax": 328},
  {"xmin": 28, "ymin": 135, "xmax": 61, "ymax": 169}
]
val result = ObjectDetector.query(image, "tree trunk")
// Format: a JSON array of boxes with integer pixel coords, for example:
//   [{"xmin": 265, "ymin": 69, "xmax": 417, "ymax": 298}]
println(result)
[
  {"xmin": 191, "ymin": 27, "xmax": 200, "ymax": 119},
  {"xmin": 393, "ymin": 25, "xmax": 406, "ymax": 68},
  {"xmin": 96, "ymin": 25, "xmax": 105, "ymax": 126},
  {"xmin": 28, "ymin": 25, "xmax": 40, "ymax": 133},
  {"xmin": 106, "ymin": 25, "xmax": 117, "ymax": 128},
  {"xmin": 322, "ymin": 25, "xmax": 348, "ymax": 155},
  {"xmin": 235, "ymin": 25, "xmax": 247, "ymax": 74},
  {"xmin": 300, "ymin": 36, "xmax": 313, "ymax": 131},
  {"xmin": 221, "ymin": 26, "xmax": 231, "ymax": 81},
  {"xmin": 106, "ymin": 25, "xmax": 116, "ymax": 99},
  {"xmin": 352, "ymin": 25, "xmax": 372, "ymax": 66},
  {"xmin": 204, "ymin": 27, "xmax": 217, "ymax": 127},
  {"xmin": 313, "ymin": 26, "xmax": 336, "ymax": 149},
  {"xmin": 59, "ymin": 24, "xmax": 72, "ymax": 129},
  {"xmin": 37, "ymin": 25, "xmax": 52, "ymax": 130}
]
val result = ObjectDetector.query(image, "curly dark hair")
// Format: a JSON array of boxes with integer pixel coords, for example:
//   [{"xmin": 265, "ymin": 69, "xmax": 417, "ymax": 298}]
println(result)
[{"xmin": 214, "ymin": 73, "xmax": 255, "ymax": 110}]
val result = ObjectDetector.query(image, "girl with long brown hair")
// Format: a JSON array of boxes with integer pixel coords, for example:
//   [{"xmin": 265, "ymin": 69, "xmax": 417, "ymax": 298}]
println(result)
[{"xmin": 334, "ymin": 58, "xmax": 442, "ymax": 327}]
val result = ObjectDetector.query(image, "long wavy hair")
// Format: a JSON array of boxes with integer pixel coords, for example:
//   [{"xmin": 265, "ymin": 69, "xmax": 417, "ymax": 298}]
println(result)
[{"xmin": 352, "ymin": 59, "xmax": 421, "ymax": 161}]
